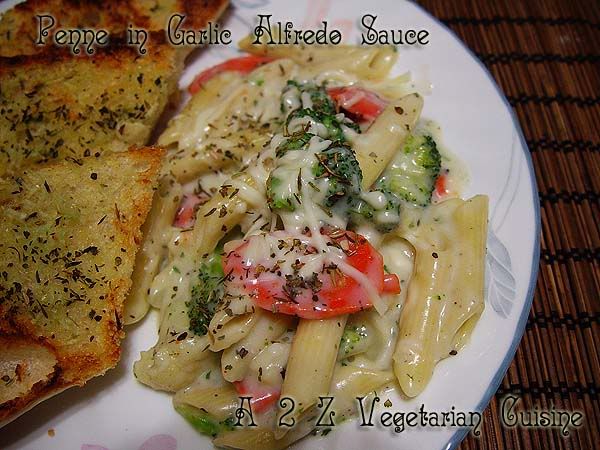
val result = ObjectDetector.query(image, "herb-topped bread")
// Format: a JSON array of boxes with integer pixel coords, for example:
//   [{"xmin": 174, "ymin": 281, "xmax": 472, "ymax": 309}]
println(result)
[
  {"xmin": 0, "ymin": 147, "xmax": 163, "ymax": 424},
  {"xmin": 0, "ymin": 38, "xmax": 182, "ymax": 177}
]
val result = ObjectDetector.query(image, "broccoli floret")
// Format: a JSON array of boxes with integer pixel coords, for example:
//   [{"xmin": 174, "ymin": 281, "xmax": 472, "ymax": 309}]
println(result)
[
  {"xmin": 284, "ymin": 80, "xmax": 336, "ymax": 115},
  {"xmin": 186, "ymin": 251, "xmax": 224, "ymax": 336},
  {"xmin": 268, "ymin": 81, "xmax": 363, "ymax": 213},
  {"xmin": 266, "ymin": 175, "xmax": 296, "ymax": 211},
  {"xmin": 339, "ymin": 324, "xmax": 368, "ymax": 357},
  {"xmin": 175, "ymin": 404, "xmax": 234, "ymax": 438},
  {"xmin": 275, "ymin": 130, "xmax": 314, "ymax": 158},
  {"xmin": 346, "ymin": 189, "xmax": 402, "ymax": 233},
  {"xmin": 267, "ymin": 142, "xmax": 362, "ymax": 211},
  {"xmin": 377, "ymin": 134, "xmax": 441, "ymax": 207},
  {"xmin": 286, "ymin": 108, "xmax": 359, "ymax": 141},
  {"xmin": 346, "ymin": 134, "xmax": 441, "ymax": 230},
  {"xmin": 267, "ymin": 143, "xmax": 363, "ymax": 213},
  {"xmin": 314, "ymin": 144, "xmax": 363, "ymax": 207},
  {"xmin": 282, "ymin": 80, "xmax": 360, "ymax": 141}
]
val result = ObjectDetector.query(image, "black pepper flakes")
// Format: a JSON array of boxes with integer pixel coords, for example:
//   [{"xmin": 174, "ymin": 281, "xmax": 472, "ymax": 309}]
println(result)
[{"xmin": 177, "ymin": 332, "xmax": 188, "ymax": 341}]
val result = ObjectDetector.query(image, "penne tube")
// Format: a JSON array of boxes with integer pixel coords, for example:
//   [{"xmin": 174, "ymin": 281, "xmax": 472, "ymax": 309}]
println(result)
[
  {"xmin": 209, "ymin": 311, "xmax": 259, "ymax": 353},
  {"xmin": 354, "ymin": 93, "xmax": 423, "ymax": 189},
  {"xmin": 329, "ymin": 364, "xmax": 394, "ymax": 421},
  {"xmin": 158, "ymin": 72, "xmax": 244, "ymax": 150},
  {"xmin": 186, "ymin": 176, "xmax": 252, "ymax": 258},
  {"xmin": 134, "ymin": 333, "xmax": 212, "ymax": 392},
  {"xmin": 276, "ymin": 316, "xmax": 347, "ymax": 437},
  {"xmin": 221, "ymin": 311, "xmax": 293, "ymax": 382},
  {"xmin": 213, "ymin": 417, "xmax": 315, "ymax": 450},
  {"xmin": 174, "ymin": 384, "xmax": 241, "ymax": 421},
  {"xmin": 239, "ymin": 35, "xmax": 397, "ymax": 80},
  {"xmin": 393, "ymin": 195, "xmax": 488, "ymax": 397},
  {"xmin": 124, "ymin": 177, "xmax": 182, "ymax": 324}
]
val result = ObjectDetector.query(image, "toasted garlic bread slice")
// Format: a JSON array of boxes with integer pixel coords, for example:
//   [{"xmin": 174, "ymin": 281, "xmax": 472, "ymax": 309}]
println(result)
[
  {"xmin": 0, "ymin": 0, "xmax": 229, "ymax": 56},
  {"xmin": 0, "ymin": 147, "xmax": 164, "ymax": 425},
  {"xmin": 0, "ymin": 38, "xmax": 182, "ymax": 178}
]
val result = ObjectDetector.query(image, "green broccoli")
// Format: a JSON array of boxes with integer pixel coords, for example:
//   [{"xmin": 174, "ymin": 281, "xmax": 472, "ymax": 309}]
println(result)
[
  {"xmin": 266, "ymin": 174, "xmax": 296, "ymax": 211},
  {"xmin": 275, "ymin": 130, "xmax": 314, "ymax": 158},
  {"xmin": 346, "ymin": 189, "xmax": 402, "ymax": 233},
  {"xmin": 268, "ymin": 80, "xmax": 363, "ymax": 214},
  {"xmin": 376, "ymin": 134, "xmax": 441, "ymax": 207},
  {"xmin": 282, "ymin": 80, "xmax": 360, "ymax": 141},
  {"xmin": 313, "ymin": 144, "xmax": 363, "ymax": 207},
  {"xmin": 267, "ymin": 142, "xmax": 364, "ymax": 213},
  {"xmin": 285, "ymin": 108, "xmax": 359, "ymax": 142},
  {"xmin": 339, "ymin": 324, "xmax": 368, "ymax": 357},
  {"xmin": 186, "ymin": 251, "xmax": 224, "ymax": 336},
  {"xmin": 284, "ymin": 80, "xmax": 336, "ymax": 115},
  {"xmin": 175, "ymin": 404, "xmax": 235, "ymax": 438}
]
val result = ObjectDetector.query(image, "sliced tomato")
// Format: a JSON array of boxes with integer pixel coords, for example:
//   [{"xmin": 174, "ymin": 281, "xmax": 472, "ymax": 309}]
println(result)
[
  {"xmin": 188, "ymin": 55, "xmax": 276, "ymax": 94},
  {"xmin": 233, "ymin": 377, "xmax": 280, "ymax": 414},
  {"xmin": 327, "ymin": 86, "xmax": 387, "ymax": 124},
  {"xmin": 173, "ymin": 193, "xmax": 210, "ymax": 229},
  {"xmin": 223, "ymin": 230, "xmax": 400, "ymax": 319}
]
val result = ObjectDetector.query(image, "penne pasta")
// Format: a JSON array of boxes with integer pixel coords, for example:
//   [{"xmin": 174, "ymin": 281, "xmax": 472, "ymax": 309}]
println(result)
[
  {"xmin": 208, "ymin": 297, "xmax": 259, "ymax": 352},
  {"xmin": 134, "ymin": 333, "xmax": 213, "ymax": 392},
  {"xmin": 354, "ymin": 93, "xmax": 423, "ymax": 189},
  {"xmin": 159, "ymin": 71, "xmax": 245, "ymax": 150},
  {"xmin": 276, "ymin": 316, "xmax": 347, "ymax": 437},
  {"xmin": 221, "ymin": 311, "xmax": 294, "ymax": 382},
  {"xmin": 240, "ymin": 35, "xmax": 397, "ymax": 80},
  {"xmin": 174, "ymin": 384, "xmax": 241, "ymax": 421},
  {"xmin": 393, "ymin": 195, "xmax": 488, "ymax": 397},
  {"xmin": 329, "ymin": 365, "xmax": 394, "ymax": 421},
  {"xmin": 213, "ymin": 418, "xmax": 315, "ymax": 450},
  {"xmin": 125, "ymin": 177, "xmax": 182, "ymax": 324}
]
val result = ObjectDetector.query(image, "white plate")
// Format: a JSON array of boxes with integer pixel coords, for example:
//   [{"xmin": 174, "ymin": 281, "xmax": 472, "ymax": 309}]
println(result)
[{"xmin": 0, "ymin": 1, "xmax": 540, "ymax": 449}]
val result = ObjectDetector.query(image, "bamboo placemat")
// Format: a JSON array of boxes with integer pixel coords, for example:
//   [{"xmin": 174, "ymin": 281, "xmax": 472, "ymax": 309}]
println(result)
[{"xmin": 418, "ymin": 0, "xmax": 599, "ymax": 449}]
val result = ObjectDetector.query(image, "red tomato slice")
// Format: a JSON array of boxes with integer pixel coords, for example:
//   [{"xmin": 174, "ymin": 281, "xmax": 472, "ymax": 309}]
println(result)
[
  {"xmin": 188, "ymin": 55, "xmax": 276, "ymax": 94},
  {"xmin": 327, "ymin": 86, "xmax": 387, "ymax": 124},
  {"xmin": 223, "ymin": 230, "xmax": 400, "ymax": 319},
  {"xmin": 233, "ymin": 377, "xmax": 280, "ymax": 414},
  {"xmin": 173, "ymin": 193, "xmax": 210, "ymax": 229}
]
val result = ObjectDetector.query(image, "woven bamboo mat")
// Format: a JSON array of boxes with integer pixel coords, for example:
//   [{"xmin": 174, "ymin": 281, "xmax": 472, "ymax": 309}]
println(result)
[{"xmin": 418, "ymin": 0, "xmax": 599, "ymax": 449}]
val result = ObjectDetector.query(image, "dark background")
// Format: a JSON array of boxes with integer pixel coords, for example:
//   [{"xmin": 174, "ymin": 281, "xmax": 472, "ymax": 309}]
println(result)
[{"xmin": 418, "ymin": 0, "xmax": 599, "ymax": 449}]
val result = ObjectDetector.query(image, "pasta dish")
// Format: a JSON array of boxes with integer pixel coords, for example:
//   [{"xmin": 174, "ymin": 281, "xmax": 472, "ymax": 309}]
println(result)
[{"xmin": 127, "ymin": 39, "xmax": 488, "ymax": 449}]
